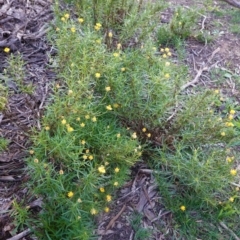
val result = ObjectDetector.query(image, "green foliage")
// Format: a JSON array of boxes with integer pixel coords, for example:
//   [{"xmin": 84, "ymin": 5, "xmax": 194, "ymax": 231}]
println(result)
[
  {"xmin": 4, "ymin": 53, "xmax": 34, "ymax": 94},
  {"xmin": 0, "ymin": 137, "xmax": 9, "ymax": 152},
  {"xmin": 58, "ymin": 0, "xmax": 163, "ymax": 45},
  {"xmin": 20, "ymin": 1, "xmax": 240, "ymax": 239},
  {"xmin": 10, "ymin": 200, "xmax": 31, "ymax": 235},
  {"xmin": 0, "ymin": 83, "xmax": 8, "ymax": 111},
  {"xmin": 130, "ymin": 211, "xmax": 152, "ymax": 240},
  {"xmin": 157, "ymin": 7, "xmax": 208, "ymax": 46}
]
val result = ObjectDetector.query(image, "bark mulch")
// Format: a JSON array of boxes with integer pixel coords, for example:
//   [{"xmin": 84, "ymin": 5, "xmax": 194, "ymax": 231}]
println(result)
[{"xmin": 0, "ymin": 0, "xmax": 55, "ymax": 238}]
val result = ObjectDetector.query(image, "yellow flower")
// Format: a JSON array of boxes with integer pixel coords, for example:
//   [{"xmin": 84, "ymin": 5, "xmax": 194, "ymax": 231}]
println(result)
[
  {"xmin": 132, "ymin": 132, "xmax": 137, "ymax": 139},
  {"xmin": 142, "ymin": 128, "xmax": 147, "ymax": 132},
  {"xmin": 114, "ymin": 167, "xmax": 120, "ymax": 173},
  {"xmin": 45, "ymin": 126, "xmax": 50, "ymax": 131},
  {"xmin": 71, "ymin": 27, "xmax": 76, "ymax": 33},
  {"xmin": 81, "ymin": 140, "xmax": 86, "ymax": 145},
  {"xmin": 78, "ymin": 18, "xmax": 84, "ymax": 23},
  {"xmin": 121, "ymin": 67, "xmax": 125, "ymax": 72},
  {"xmin": 92, "ymin": 117, "xmax": 97, "ymax": 122},
  {"xmin": 160, "ymin": 48, "xmax": 164, "ymax": 52},
  {"xmin": 228, "ymin": 114, "xmax": 234, "ymax": 120},
  {"xmin": 108, "ymin": 32, "xmax": 113, "ymax": 38},
  {"xmin": 162, "ymin": 54, "xmax": 167, "ymax": 58},
  {"xmin": 61, "ymin": 17, "xmax": 66, "ymax": 22},
  {"xmin": 165, "ymin": 48, "xmax": 170, "ymax": 52},
  {"xmin": 147, "ymin": 133, "xmax": 151, "ymax": 138},
  {"xmin": 117, "ymin": 43, "xmax": 122, "ymax": 50},
  {"xmin": 180, "ymin": 205, "xmax": 186, "ymax": 211},
  {"xmin": 4, "ymin": 47, "xmax": 10, "ymax": 53},
  {"xmin": 67, "ymin": 126, "xmax": 74, "ymax": 132},
  {"xmin": 34, "ymin": 158, "xmax": 39, "ymax": 163},
  {"xmin": 94, "ymin": 23, "xmax": 102, "ymax": 31},
  {"xmin": 113, "ymin": 103, "xmax": 120, "ymax": 108},
  {"xmin": 179, "ymin": 22, "xmax": 182, "ymax": 25},
  {"xmin": 230, "ymin": 109, "xmax": 235, "ymax": 115},
  {"xmin": 64, "ymin": 13, "xmax": 70, "ymax": 19},
  {"xmin": 88, "ymin": 155, "xmax": 94, "ymax": 160},
  {"xmin": 99, "ymin": 187, "xmax": 105, "ymax": 193},
  {"xmin": 98, "ymin": 165, "xmax": 106, "ymax": 174},
  {"xmin": 90, "ymin": 208, "xmax": 97, "ymax": 215},
  {"xmin": 55, "ymin": 27, "xmax": 59, "ymax": 31},
  {"xmin": 226, "ymin": 122, "xmax": 234, "ymax": 127},
  {"xmin": 167, "ymin": 52, "xmax": 172, "ymax": 56},
  {"xmin": 117, "ymin": 133, "xmax": 121, "ymax": 138},
  {"xmin": 85, "ymin": 115, "xmax": 90, "ymax": 119},
  {"xmin": 68, "ymin": 90, "xmax": 73, "ymax": 95},
  {"xmin": 221, "ymin": 132, "xmax": 225, "ymax": 136},
  {"xmin": 61, "ymin": 119, "xmax": 66, "ymax": 125},
  {"xmin": 165, "ymin": 73, "xmax": 170, "ymax": 78},
  {"xmin": 67, "ymin": 191, "xmax": 74, "ymax": 198},
  {"xmin": 83, "ymin": 155, "xmax": 88, "ymax": 160},
  {"xmin": 113, "ymin": 52, "xmax": 119, "ymax": 57},
  {"xmin": 114, "ymin": 182, "xmax": 119, "ymax": 186},
  {"xmin": 77, "ymin": 198, "xmax": 82, "ymax": 203},
  {"xmin": 165, "ymin": 62, "xmax": 170, "ymax": 66},
  {"xmin": 29, "ymin": 150, "xmax": 34, "ymax": 155},
  {"xmin": 230, "ymin": 169, "xmax": 237, "ymax": 176},
  {"xmin": 59, "ymin": 169, "xmax": 64, "ymax": 175},
  {"xmin": 229, "ymin": 197, "xmax": 234, "ymax": 202},
  {"xmin": 95, "ymin": 73, "xmax": 101, "ymax": 78},
  {"xmin": 96, "ymin": 39, "xmax": 101, "ymax": 44},
  {"xmin": 104, "ymin": 207, "xmax": 110, "ymax": 213},
  {"xmin": 80, "ymin": 123, "xmax": 85, "ymax": 127},
  {"xmin": 214, "ymin": 89, "xmax": 219, "ymax": 94},
  {"xmin": 76, "ymin": 117, "xmax": 80, "ymax": 121},
  {"xmin": 226, "ymin": 156, "xmax": 233, "ymax": 163},
  {"xmin": 86, "ymin": 149, "xmax": 89, "ymax": 154},
  {"xmin": 105, "ymin": 86, "xmax": 111, "ymax": 92},
  {"xmin": 106, "ymin": 195, "xmax": 112, "ymax": 202},
  {"xmin": 106, "ymin": 105, "xmax": 113, "ymax": 111}
]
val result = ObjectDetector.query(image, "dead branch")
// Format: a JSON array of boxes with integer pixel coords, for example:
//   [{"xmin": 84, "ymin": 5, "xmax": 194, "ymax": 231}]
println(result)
[
  {"xmin": 181, "ymin": 47, "xmax": 220, "ymax": 91},
  {"xmin": 7, "ymin": 228, "xmax": 32, "ymax": 240},
  {"xmin": 105, "ymin": 204, "xmax": 126, "ymax": 230},
  {"xmin": 219, "ymin": 222, "xmax": 240, "ymax": 240},
  {"xmin": 221, "ymin": 0, "xmax": 240, "ymax": 8}
]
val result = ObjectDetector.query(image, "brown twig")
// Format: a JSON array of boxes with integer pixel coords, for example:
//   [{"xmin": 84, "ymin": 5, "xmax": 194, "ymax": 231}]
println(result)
[
  {"xmin": 230, "ymin": 182, "xmax": 240, "ymax": 188},
  {"xmin": 143, "ymin": 186, "xmax": 154, "ymax": 209},
  {"xmin": 181, "ymin": 47, "xmax": 220, "ymax": 91},
  {"xmin": 7, "ymin": 228, "xmax": 32, "ymax": 240},
  {"xmin": 219, "ymin": 222, "xmax": 240, "ymax": 240},
  {"xmin": 200, "ymin": 16, "xmax": 207, "ymax": 32},
  {"xmin": 105, "ymin": 204, "xmax": 126, "ymax": 231}
]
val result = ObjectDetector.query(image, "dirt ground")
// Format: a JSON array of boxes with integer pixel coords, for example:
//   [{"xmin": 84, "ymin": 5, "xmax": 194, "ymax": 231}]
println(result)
[{"xmin": 0, "ymin": 0, "xmax": 239, "ymax": 239}]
